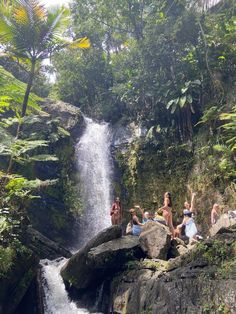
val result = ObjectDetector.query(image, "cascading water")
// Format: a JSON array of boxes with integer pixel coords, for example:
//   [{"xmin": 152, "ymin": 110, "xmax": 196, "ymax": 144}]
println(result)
[
  {"xmin": 41, "ymin": 118, "xmax": 113, "ymax": 313},
  {"xmin": 75, "ymin": 117, "xmax": 112, "ymax": 247},
  {"xmin": 41, "ymin": 259, "xmax": 89, "ymax": 314}
]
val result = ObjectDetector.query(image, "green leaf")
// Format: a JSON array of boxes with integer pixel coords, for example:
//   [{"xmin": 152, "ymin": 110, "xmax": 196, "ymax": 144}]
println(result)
[
  {"xmin": 29, "ymin": 155, "xmax": 58, "ymax": 162},
  {"xmin": 190, "ymin": 104, "xmax": 195, "ymax": 114},
  {"xmin": 181, "ymin": 87, "xmax": 188, "ymax": 94},
  {"xmin": 186, "ymin": 94, "xmax": 193, "ymax": 104},
  {"xmin": 166, "ymin": 100, "xmax": 174, "ymax": 109},
  {"xmin": 192, "ymin": 79, "xmax": 201, "ymax": 86},
  {"xmin": 179, "ymin": 96, "xmax": 187, "ymax": 108},
  {"xmin": 171, "ymin": 103, "xmax": 177, "ymax": 114}
]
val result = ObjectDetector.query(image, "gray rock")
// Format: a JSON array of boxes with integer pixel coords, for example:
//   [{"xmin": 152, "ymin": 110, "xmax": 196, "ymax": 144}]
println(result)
[
  {"xmin": 87, "ymin": 235, "xmax": 142, "ymax": 269},
  {"xmin": 139, "ymin": 221, "xmax": 172, "ymax": 259},
  {"xmin": 176, "ymin": 244, "xmax": 189, "ymax": 256},
  {"xmin": 41, "ymin": 99, "xmax": 84, "ymax": 136},
  {"xmin": 60, "ymin": 225, "xmax": 122, "ymax": 290},
  {"xmin": 109, "ymin": 268, "xmax": 236, "ymax": 314},
  {"xmin": 111, "ymin": 121, "xmax": 147, "ymax": 148},
  {"xmin": 209, "ymin": 213, "xmax": 236, "ymax": 236},
  {"xmin": 25, "ymin": 227, "xmax": 72, "ymax": 260},
  {"xmin": 105, "ymin": 227, "xmax": 236, "ymax": 314}
]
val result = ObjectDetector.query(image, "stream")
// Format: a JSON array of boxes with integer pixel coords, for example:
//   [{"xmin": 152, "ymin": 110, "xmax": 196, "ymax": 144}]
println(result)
[{"xmin": 40, "ymin": 118, "xmax": 113, "ymax": 313}]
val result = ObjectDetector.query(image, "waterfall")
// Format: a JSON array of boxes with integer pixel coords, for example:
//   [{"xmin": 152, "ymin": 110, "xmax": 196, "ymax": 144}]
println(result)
[
  {"xmin": 41, "ymin": 118, "xmax": 113, "ymax": 313},
  {"xmin": 75, "ymin": 117, "xmax": 112, "ymax": 247},
  {"xmin": 41, "ymin": 259, "xmax": 89, "ymax": 314}
]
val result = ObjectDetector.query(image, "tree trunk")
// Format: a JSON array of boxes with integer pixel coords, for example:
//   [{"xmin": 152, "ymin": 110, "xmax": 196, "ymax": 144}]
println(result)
[
  {"xmin": 5, "ymin": 59, "xmax": 36, "ymax": 178},
  {"xmin": 21, "ymin": 59, "xmax": 36, "ymax": 117}
]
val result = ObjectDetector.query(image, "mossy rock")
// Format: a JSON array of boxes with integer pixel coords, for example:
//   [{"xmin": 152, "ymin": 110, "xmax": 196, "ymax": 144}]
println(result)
[{"xmin": 0, "ymin": 244, "xmax": 39, "ymax": 314}]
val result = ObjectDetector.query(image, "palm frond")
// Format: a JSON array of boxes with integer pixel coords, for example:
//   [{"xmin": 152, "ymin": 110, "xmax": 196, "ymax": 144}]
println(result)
[
  {"xmin": 14, "ymin": 6, "xmax": 29, "ymax": 25},
  {"xmin": 0, "ymin": 0, "xmax": 90, "ymax": 61},
  {"xmin": 69, "ymin": 37, "xmax": 91, "ymax": 49}
]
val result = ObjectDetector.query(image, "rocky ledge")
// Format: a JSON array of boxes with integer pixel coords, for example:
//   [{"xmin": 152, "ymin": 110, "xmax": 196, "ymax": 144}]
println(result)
[{"xmin": 61, "ymin": 222, "xmax": 236, "ymax": 314}]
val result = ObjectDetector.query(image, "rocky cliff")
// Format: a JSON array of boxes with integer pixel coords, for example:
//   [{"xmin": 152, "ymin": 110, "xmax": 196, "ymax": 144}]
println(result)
[
  {"xmin": 111, "ymin": 121, "xmax": 236, "ymax": 233},
  {"xmin": 61, "ymin": 222, "xmax": 236, "ymax": 314},
  {"xmin": 20, "ymin": 100, "xmax": 84, "ymax": 245}
]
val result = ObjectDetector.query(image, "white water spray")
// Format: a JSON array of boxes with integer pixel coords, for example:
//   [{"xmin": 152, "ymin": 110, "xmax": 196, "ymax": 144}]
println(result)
[{"xmin": 41, "ymin": 259, "xmax": 89, "ymax": 314}]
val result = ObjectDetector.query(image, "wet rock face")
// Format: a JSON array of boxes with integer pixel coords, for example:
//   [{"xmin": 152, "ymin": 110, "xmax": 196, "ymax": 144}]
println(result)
[
  {"xmin": 62, "ymin": 225, "xmax": 236, "ymax": 314},
  {"xmin": 139, "ymin": 221, "xmax": 172, "ymax": 259},
  {"xmin": 111, "ymin": 121, "xmax": 147, "ymax": 148},
  {"xmin": 20, "ymin": 100, "xmax": 85, "ymax": 244},
  {"xmin": 25, "ymin": 227, "xmax": 72, "ymax": 260}
]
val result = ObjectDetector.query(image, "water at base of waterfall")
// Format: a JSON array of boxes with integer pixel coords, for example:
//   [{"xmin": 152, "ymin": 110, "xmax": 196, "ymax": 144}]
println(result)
[{"xmin": 41, "ymin": 259, "xmax": 89, "ymax": 314}]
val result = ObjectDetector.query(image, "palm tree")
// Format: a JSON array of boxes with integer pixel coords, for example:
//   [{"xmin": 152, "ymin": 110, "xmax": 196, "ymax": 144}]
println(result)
[{"xmin": 0, "ymin": 0, "xmax": 90, "ymax": 117}]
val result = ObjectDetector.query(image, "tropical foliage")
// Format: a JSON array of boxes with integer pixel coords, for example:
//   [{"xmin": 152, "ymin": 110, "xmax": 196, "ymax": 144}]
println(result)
[
  {"xmin": 53, "ymin": 0, "xmax": 235, "ymax": 213},
  {"xmin": 53, "ymin": 0, "xmax": 235, "ymax": 138},
  {"xmin": 0, "ymin": 66, "xmax": 41, "ymax": 115},
  {"xmin": 0, "ymin": 0, "xmax": 90, "ymax": 117},
  {"xmin": 0, "ymin": 0, "xmax": 235, "ymax": 274}
]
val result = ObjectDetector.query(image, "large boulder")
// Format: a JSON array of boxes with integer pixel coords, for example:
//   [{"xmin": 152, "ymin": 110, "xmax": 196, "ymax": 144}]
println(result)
[
  {"xmin": 60, "ymin": 225, "xmax": 122, "ymax": 290},
  {"xmin": 87, "ymin": 235, "xmax": 143, "ymax": 269},
  {"xmin": 209, "ymin": 213, "xmax": 236, "ymax": 236},
  {"xmin": 139, "ymin": 221, "xmax": 172, "ymax": 259},
  {"xmin": 100, "ymin": 227, "xmax": 236, "ymax": 314},
  {"xmin": 41, "ymin": 99, "xmax": 84, "ymax": 138}
]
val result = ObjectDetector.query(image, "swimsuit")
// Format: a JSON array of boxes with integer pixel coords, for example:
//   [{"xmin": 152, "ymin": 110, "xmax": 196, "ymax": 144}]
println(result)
[{"xmin": 132, "ymin": 219, "xmax": 142, "ymax": 236}]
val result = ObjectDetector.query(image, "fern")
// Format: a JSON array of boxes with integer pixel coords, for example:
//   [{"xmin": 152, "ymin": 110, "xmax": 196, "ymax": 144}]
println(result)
[
  {"xmin": 220, "ymin": 107, "xmax": 236, "ymax": 151},
  {"xmin": 0, "ymin": 66, "xmax": 42, "ymax": 114}
]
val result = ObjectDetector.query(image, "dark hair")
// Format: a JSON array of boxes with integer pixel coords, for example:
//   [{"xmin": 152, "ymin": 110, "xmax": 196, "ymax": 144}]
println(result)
[{"xmin": 165, "ymin": 192, "xmax": 172, "ymax": 207}]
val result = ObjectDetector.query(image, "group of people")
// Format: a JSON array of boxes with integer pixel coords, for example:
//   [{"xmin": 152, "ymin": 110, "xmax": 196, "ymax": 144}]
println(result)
[{"xmin": 110, "ymin": 193, "xmax": 221, "ymax": 243}]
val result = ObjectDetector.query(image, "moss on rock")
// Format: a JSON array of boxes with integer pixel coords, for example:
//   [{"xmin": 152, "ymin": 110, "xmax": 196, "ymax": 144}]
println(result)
[{"xmin": 0, "ymin": 243, "xmax": 39, "ymax": 314}]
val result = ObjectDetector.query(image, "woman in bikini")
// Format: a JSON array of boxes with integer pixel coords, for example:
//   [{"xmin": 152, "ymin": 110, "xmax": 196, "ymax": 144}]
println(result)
[
  {"xmin": 110, "ymin": 196, "xmax": 122, "ymax": 225},
  {"xmin": 157, "ymin": 192, "xmax": 174, "ymax": 236}
]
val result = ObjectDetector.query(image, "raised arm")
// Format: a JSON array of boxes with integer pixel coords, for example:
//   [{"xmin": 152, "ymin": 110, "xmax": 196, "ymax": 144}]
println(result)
[{"xmin": 190, "ymin": 192, "xmax": 196, "ymax": 212}]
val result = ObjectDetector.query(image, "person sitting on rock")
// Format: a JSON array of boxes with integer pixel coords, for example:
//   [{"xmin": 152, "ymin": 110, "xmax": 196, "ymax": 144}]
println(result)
[
  {"xmin": 153, "ymin": 210, "xmax": 167, "ymax": 225},
  {"xmin": 129, "ymin": 206, "xmax": 144, "ymax": 236},
  {"xmin": 177, "ymin": 210, "xmax": 198, "ymax": 243},
  {"xmin": 110, "ymin": 196, "xmax": 122, "ymax": 225},
  {"xmin": 211, "ymin": 203, "xmax": 220, "ymax": 225},
  {"xmin": 142, "ymin": 211, "xmax": 153, "ymax": 223},
  {"xmin": 157, "ymin": 192, "xmax": 174, "ymax": 236},
  {"xmin": 175, "ymin": 192, "xmax": 197, "ymax": 238}
]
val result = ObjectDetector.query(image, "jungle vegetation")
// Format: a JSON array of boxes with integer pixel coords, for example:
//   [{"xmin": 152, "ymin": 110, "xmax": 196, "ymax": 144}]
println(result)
[
  {"xmin": 52, "ymin": 0, "xmax": 235, "ymax": 209},
  {"xmin": 0, "ymin": 0, "xmax": 235, "ymax": 272}
]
